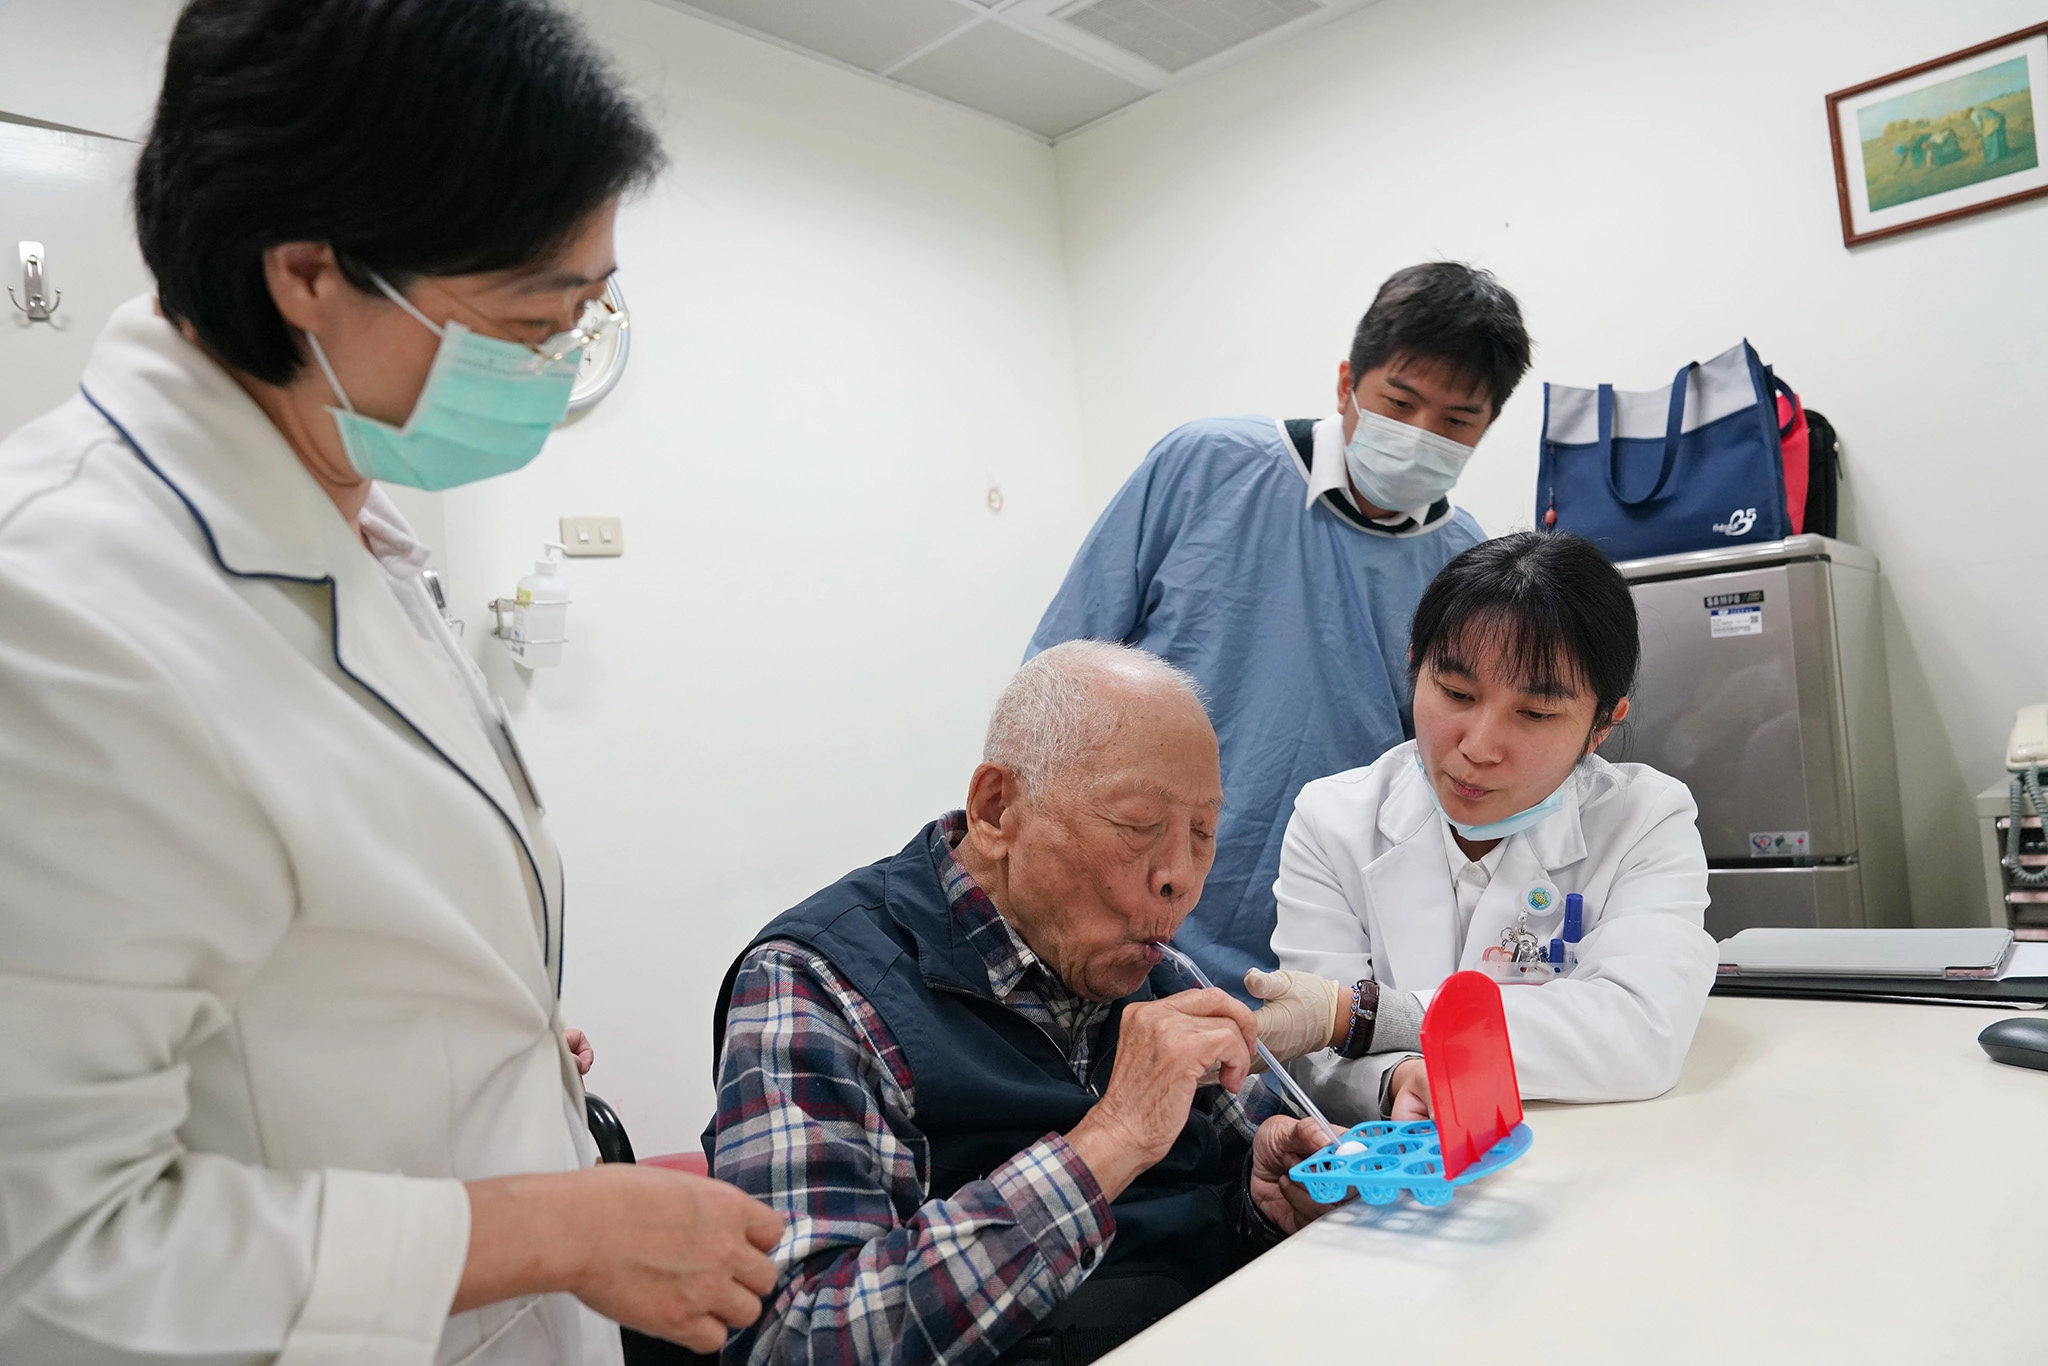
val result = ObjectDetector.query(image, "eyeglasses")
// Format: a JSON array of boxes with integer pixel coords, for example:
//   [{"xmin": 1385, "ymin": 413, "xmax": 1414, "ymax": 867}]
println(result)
[{"xmin": 530, "ymin": 294, "xmax": 627, "ymax": 364}]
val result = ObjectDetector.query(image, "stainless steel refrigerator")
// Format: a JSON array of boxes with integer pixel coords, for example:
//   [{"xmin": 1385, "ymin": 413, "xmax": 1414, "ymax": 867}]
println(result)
[{"xmin": 1599, "ymin": 534, "xmax": 1909, "ymax": 938}]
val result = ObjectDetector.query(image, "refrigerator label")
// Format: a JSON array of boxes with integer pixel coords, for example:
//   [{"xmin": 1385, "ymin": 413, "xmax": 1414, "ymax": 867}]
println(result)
[
  {"xmin": 1749, "ymin": 830, "xmax": 1810, "ymax": 857},
  {"xmin": 1709, "ymin": 605, "xmax": 1763, "ymax": 636},
  {"xmin": 1703, "ymin": 590, "xmax": 1764, "ymax": 608}
]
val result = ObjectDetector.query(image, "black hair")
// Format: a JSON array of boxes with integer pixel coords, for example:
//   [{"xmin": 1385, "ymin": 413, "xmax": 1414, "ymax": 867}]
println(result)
[
  {"xmin": 136, "ymin": 0, "xmax": 664, "ymax": 385},
  {"xmin": 1408, "ymin": 532, "xmax": 1638, "ymax": 733},
  {"xmin": 1348, "ymin": 262, "xmax": 1532, "ymax": 417}
]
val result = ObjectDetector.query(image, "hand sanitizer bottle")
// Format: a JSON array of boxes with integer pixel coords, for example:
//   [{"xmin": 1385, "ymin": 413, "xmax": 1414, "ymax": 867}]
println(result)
[{"xmin": 511, "ymin": 542, "xmax": 570, "ymax": 668}]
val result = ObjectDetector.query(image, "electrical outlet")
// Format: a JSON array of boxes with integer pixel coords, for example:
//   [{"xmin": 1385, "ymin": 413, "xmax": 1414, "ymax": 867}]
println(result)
[{"xmin": 559, "ymin": 516, "xmax": 623, "ymax": 557}]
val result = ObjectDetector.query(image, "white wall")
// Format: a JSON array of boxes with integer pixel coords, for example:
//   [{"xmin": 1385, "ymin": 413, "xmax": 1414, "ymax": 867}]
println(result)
[
  {"xmin": 0, "ymin": 122, "xmax": 153, "ymax": 438},
  {"xmin": 437, "ymin": 0, "xmax": 1093, "ymax": 1154},
  {"xmin": 3, "ymin": 1, "xmax": 178, "ymax": 139},
  {"xmin": 1053, "ymin": 0, "xmax": 2048, "ymax": 930}
]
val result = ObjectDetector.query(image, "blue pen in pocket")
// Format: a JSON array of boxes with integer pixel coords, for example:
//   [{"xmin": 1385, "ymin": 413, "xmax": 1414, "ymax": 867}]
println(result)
[{"xmin": 1562, "ymin": 892, "xmax": 1585, "ymax": 973}]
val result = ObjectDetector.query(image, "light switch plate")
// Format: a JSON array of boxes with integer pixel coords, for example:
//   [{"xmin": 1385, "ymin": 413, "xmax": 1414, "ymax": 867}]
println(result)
[{"xmin": 559, "ymin": 515, "xmax": 624, "ymax": 557}]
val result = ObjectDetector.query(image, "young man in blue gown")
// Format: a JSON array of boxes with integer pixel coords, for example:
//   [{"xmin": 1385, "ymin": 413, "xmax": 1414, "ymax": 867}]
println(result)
[{"xmin": 1026, "ymin": 262, "xmax": 1532, "ymax": 995}]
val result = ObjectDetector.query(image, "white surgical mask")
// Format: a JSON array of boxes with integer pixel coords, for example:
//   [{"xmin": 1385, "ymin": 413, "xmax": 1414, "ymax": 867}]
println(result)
[{"xmin": 1343, "ymin": 406, "xmax": 1477, "ymax": 513}]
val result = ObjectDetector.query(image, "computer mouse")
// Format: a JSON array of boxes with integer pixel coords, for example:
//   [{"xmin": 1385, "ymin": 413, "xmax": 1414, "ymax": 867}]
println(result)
[{"xmin": 1978, "ymin": 1016, "xmax": 2048, "ymax": 1071}]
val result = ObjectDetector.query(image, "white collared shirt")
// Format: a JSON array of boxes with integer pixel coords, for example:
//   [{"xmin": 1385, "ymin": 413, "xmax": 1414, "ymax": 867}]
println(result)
[
  {"xmin": 1440, "ymin": 818, "xmax": 1509, "ymax": 945},
  {"xmin": 1303, "ymin": 411, "xmax": 1432, "ymax": 525}
]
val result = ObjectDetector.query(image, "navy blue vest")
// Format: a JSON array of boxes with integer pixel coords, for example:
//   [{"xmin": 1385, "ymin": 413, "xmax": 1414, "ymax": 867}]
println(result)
[{"xmin": 708, "ymin": 824, "xmax": 1245, "ymax": 1332}]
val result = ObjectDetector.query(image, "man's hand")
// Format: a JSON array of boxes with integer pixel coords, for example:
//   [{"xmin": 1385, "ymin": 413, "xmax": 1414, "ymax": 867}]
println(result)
[
  {"xmin": 565, "ymin": 1027, "xmax": 594, "ymax": 1076},
  {"xmin": 458, "ymin": 1166, "xmax": 785, "ymax": 1353},
  {"xmin": 1250, "ymin": 1114, "xmax": 1343, "ymax": 1234},
  {"xmin": 1066, "ymin": 987, "xmax": 1255, "ymax": 1201},
  {"xmin": 1387, "ymin": 1058, "xmax": 1431, "ymax": 1120},
  {"xmin": 1241, "ymin": 968, "xmax": 1344, "ymax": 1066}
]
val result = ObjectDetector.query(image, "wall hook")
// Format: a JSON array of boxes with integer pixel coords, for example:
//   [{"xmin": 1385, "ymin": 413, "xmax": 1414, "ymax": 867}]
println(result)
[{"xmin": 10, "ymin": 242, "xmax": 61, "ymax": 323}]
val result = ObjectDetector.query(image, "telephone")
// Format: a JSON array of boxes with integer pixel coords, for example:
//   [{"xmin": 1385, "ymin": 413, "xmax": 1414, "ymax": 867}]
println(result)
[
  {"xmin": 2005, "ymin": 705, "xmax": 2048, "ymax": 886},
  {"xmin": 2009, "ymin": 704, "xmax": 2048, "ymax": 771}
]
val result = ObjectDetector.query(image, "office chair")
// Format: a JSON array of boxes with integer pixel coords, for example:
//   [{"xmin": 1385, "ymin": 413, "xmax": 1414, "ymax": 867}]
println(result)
[
  {"xmin": 584, "ymin": 1094, "xmax": 719, "ymax": 1366},
  {"xmin": 584, "ymin": 1092, "xmax": 636, "ymax": 1165}
]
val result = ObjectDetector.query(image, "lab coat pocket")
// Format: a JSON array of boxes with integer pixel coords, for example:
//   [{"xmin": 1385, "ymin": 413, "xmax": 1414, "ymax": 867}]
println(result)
[{"xmin": 439, "ymin": 1295, "xmax": 544, "ymax": 1366}]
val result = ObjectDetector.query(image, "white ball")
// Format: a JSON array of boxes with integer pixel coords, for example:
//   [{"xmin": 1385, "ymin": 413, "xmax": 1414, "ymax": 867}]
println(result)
[{"xmin": 1334, "ymin": 1140, "xmax": 1368, "ymax": 1156}]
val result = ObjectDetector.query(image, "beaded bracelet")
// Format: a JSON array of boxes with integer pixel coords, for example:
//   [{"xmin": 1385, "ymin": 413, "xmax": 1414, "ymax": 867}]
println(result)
[{"xmin": 1336, "ymin": 978, "xmax": 1381, "ymax": 1058}]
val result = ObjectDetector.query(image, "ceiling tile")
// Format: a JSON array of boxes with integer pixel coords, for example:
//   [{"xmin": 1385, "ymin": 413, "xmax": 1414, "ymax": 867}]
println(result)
[
  {"xmin": 678, "ymin": 0, "xmax": 975, "ymax": 73},
  {"xmin": 892, "ymin": 21, "xmax": 1151, "ymax": 138},
  {"xmin": 1057, "ymin": 0, "xmax": 1322, "ymax": 75}
]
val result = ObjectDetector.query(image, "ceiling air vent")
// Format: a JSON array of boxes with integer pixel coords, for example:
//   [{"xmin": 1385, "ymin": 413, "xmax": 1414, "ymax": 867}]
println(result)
[{"xmin": 1055, "ymin": 0, "xmax": 1323, "ymax": 74}]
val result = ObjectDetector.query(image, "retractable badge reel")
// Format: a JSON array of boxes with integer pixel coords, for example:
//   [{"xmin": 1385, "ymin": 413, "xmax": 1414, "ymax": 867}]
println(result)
[
  {"xmin": 1289, "ymin": 971, "xmax": 1532, "ymax": 1206},
  {"xmin": 1481, "ymin": 879, "xmax": 1564, "ymax": 983}
]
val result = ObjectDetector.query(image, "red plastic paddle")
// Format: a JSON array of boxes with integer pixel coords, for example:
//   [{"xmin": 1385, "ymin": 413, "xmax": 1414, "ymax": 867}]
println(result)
[{"xmin": 1420, "ymin": 971, "xmax": 1524, "ymax": 1179}]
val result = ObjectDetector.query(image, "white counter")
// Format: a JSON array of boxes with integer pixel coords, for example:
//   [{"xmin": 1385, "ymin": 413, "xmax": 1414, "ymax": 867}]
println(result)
[{"xmin": 1103, "ymin": 996, "xmax": 2048, "ymax": 1364}]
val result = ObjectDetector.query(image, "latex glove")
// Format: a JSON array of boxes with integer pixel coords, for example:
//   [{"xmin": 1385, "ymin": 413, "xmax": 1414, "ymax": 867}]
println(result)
[{"xmin": 1242, "ymin": 967, "xmax": 1345, "ymax": 1068}]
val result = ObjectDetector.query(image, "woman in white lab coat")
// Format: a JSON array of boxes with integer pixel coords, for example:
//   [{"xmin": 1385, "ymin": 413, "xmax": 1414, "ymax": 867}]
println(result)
[
  {"xmin": 0, "ymin": 3, "xmax": 777, "ymax": 1362},
  {"xmin": 1243, "ymin": 531, "xmax": 1717, "ymax": 1122}
]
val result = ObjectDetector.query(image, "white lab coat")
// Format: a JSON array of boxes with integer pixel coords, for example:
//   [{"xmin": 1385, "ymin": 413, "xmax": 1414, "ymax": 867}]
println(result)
[
  {"xmin": 1273, "ymin": 741, "xmax": 1717, "ymax": 1121},
  {"xmin": 0, "ymin": 298, "xmax": 619, "ymax": 1366}
]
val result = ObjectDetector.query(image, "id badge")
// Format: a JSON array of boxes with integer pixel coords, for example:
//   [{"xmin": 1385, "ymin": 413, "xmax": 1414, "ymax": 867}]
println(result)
[{"xmin": 493, "ymin": 696, "xmax": 546, "ymax": 814}]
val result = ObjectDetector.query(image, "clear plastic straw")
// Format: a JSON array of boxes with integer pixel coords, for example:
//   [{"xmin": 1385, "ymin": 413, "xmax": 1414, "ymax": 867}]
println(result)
[{"xmin": 1149, "ymin": 940, "xmax": 1340, "ymax": 1143}]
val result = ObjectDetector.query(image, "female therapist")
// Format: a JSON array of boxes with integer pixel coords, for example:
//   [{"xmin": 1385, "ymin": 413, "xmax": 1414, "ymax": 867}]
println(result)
[
  {"xmin": 1244, "ymin": 532, "xmax": 1718, "ymax": 1121},
  {"xmin": 0, "ymin": 2, "xmax": 779, "ymax": 1362}
]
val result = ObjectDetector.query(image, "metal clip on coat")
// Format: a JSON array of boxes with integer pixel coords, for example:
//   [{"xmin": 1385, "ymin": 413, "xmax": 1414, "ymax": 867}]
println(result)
[{"xmin": 1288, "ymin": 971, "xmax": 1532, "ymax": 1206}]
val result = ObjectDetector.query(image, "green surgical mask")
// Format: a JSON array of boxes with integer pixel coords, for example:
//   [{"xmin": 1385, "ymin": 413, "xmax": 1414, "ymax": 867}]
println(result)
[{"xmin": 304, "ymin": 272, "xmax": 586, "ymax": 492}]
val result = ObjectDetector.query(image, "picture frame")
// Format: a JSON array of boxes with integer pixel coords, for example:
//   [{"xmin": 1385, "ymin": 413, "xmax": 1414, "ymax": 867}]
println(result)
[{"xmin": 1826, "ymin": 23, "xmax": 2047, "ymax": 247}]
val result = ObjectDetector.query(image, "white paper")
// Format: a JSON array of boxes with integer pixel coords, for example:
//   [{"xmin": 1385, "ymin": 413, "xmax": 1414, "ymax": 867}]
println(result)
[{"xmin": 1999, "ymin": 941, "xmax": 2048, "ymax": 980}]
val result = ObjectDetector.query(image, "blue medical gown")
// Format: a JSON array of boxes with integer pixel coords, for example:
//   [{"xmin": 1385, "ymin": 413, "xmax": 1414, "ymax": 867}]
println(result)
[{"xmin": 1026, "ymin": 416, "xmax": 1484, "ymax": 994}]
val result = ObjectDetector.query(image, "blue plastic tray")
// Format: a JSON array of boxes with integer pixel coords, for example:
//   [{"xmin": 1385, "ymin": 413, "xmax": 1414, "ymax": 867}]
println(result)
[{"xmin": 1288, "ymin": 1119, "xmax": 1532, "ymax": 1207}]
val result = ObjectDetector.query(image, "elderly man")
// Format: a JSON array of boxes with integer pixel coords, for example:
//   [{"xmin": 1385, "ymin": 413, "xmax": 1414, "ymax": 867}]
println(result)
[{"xmin": 706, "ymin": 641, "xmax": 1336, "ymax": 1365}]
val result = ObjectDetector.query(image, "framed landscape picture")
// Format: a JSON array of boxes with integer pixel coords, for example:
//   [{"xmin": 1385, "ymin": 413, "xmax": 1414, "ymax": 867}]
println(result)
[{"xmin": 1827, "ymin": 23, "xmax": 2047, "ymax": 246}]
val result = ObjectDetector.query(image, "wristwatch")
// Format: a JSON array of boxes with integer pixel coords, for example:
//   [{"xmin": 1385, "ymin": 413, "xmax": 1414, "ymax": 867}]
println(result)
[{"xmin": 1336, "ymin": 978, "xmax": 1382, "ymax": 1058}]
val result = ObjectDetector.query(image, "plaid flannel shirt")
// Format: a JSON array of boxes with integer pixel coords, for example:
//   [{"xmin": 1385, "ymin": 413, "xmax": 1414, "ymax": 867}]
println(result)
[{"xmin": 712, "ymin": 812, "xmax": 1278, "ymax": 1366}]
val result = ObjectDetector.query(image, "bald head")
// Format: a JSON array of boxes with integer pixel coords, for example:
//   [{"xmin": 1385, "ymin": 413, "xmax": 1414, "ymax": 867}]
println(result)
[
  {"xmin": 961, "ymin": 642, "xmax": 1223, "ymax": 1001},
  {"xmin": 984, "ymin": 641, "xmax": 1209, "ymax": 807}
]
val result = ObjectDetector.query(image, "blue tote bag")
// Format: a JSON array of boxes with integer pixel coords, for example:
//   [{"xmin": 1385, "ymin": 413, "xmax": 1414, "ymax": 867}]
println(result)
[{"xmin": 1537, "ymin": 341, "xmax": 1791, "ymax": 561}]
